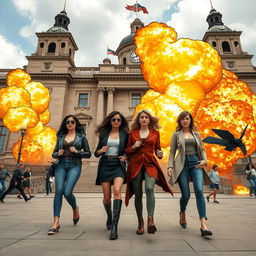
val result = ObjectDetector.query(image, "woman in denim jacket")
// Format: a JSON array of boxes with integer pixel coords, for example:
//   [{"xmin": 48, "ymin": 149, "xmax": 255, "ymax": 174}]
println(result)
[{"xmin": 48, "ymin": 115, "xmax": 91, "ymax": 235}]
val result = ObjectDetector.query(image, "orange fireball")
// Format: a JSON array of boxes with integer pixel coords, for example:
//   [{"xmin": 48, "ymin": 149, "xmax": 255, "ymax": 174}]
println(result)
[
  {"xmin": 133, "ymin": 22, "xmax": 256, "ymax": 177},
  {"xmin": 6, "ymin": 68, "xmax": 31, "ymax": 87},
  {"xmin": 12, "ymin": 137, "xmax": 43, "ymax": 164},
  {"xmin": 28, "ymin": 126, "xmax": 57, "ymax": 163},
  {"xmin": 24, "ymin": 81, "xmax": 50, "ymax": 114},
  {"xmin": 39, "ymin": 109, "xmax": 51, "ymax": 125},
  {"xmin": 0, "ymin": 86, "xmax": 31, "ymax": 118},
  {"xmin": 26, "ymin": 121, "xmax": 45, "ymax": 136},
  {"xmin": 233, "ymin": 184, "xmax": 250, "ymax": 195},
  {"xmin": 3, "ymin": 106, "xmax": 39, "ymax": 132}
]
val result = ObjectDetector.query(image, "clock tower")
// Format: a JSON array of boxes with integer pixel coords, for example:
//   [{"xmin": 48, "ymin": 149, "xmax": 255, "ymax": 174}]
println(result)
[
  {"xmin": 26, "ymin": 8, "xmax": 78, "ymax": 74},
  {"xmin": 115, "ymin": 18, "xmax": 144, "ymax": 65},
  {"xmin": 203, "ymin": 6, "xmax": 254, "ymax": 72}
]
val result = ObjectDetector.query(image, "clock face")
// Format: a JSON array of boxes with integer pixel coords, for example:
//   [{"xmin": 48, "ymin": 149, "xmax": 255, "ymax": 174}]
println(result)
[
  {"xmin": 130, "ymin": 51, "xmax": 140, "ymax": 63},
  {"xmin": 218, "ymin": 25, "xmax": 226, "ymax": 30},
  {"xmin": 51, "ymin": 27, "xmax": 59, "ymax": 32}
]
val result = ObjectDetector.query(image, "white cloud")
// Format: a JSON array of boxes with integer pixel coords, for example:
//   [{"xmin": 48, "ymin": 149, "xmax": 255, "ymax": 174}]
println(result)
[
  {"xmin": 8, "ymin": 0, "xmax": 256, "ymax": 66},
  {"xmin": 0, "ymin": 34, "xmax": 27, "ymax": 68}
]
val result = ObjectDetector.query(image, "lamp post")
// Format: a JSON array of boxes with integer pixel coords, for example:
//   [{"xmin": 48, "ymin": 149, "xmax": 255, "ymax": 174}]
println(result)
[{"xmin": 17, "ymin": 128, "xmax": 26, "ymax": 164}]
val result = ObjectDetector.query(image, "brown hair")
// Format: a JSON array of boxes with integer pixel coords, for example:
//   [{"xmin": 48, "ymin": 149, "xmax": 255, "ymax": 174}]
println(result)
[
  {"xmin": 176, "ymin": 111, "xmax": 197, "ymax": 131},
  {"xmin": 131, "ymin": 110, "xmax": 161, "ymax": 130},
  {"xmin": 212, "ymin": 165, "xmax": 218, "ymax": 170}
]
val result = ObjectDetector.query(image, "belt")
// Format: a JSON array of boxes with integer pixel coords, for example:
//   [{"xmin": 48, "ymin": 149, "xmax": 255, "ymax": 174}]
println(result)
[
  {"xmin": 105, "ymin": 155, "xmax": 119, "ymax": 159},
  {"xmin": 185, "ymin": 154, "xmax": 197, "ymax": 157}
]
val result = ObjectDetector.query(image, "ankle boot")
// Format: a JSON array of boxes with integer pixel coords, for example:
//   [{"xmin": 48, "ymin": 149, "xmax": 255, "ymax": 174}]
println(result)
[
  {"xmin": 103, "ymin": 201, "xmax": 112, "ymax": 230},
  {"xmin": 147, "ymin": 216, "xmax": 157, "ymax": 234},
  {"xmin": 136, "ymin": 218, "xmax": 144, "ymax": 235},
  {"xmin": 109, "ymin": 199, "xmax": 122, "ymax": 240}
]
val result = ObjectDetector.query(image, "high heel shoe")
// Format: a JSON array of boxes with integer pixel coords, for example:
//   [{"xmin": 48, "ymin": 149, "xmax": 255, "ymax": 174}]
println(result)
[
  {"xmin": 136, "ymin": 218, "xmax": 144, "ymax": 235},
  {"xmin": 73, "ymin": 207, "xmax": 80, "ymax": 226},
  {"xmin": 179, "ymin": 212, "xmax": 187, "ymax": 229},
  {"xmin": 48, "ymin": 225, "xmax": 60, "ymax": 235},
  {"xmin": 147, "ymin": 216, "xmax": 157, "ymax": 234},
  {"xmin": 200, "ymin": 228, "xmax": 213, "ymax": 236}
]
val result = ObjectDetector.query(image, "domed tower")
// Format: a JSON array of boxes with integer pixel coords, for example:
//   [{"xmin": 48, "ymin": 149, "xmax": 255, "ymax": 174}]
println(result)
[
  {"xmin": 202, "ymin": 3, "xmax": 254, "ymax": 72},
  {"xmin": 115, "ymin": 18, "xmax": 144, "ymax": 65},
  {"xmin": 26, "ymin": 7, "xmax": 78, "ymax": 73}
]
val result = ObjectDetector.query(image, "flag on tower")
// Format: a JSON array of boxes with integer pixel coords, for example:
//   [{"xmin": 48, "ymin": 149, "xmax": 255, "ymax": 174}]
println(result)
[
  {"xmin": 125, "ymin": 3, "xmax": 149, "ymax": 14},
  {"xmin": 107, "ymin": 48, "xmax": 117, "ymax": 56}
]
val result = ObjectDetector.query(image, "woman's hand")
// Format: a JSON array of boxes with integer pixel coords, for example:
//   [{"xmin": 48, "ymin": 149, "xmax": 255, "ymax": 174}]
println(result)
[
  {"xmin": 133, "ymin": 141, "xmax": 142, "ymax": 149},
  {"xmin": 156, "ymin": 149, "xmax": 163, "ymax": 158},
  {"xmin": 69, "ymin": 146, "xmax": 78, "ymax": 153},
  {"xmin": 98, "ymin": 145, "xmax": 109, "ymax": 155},
  {"xmin": 196, "ymin": 160, "xmax": 206, "ymax": 169},
  {"xmin": 58, "ymin": 149, "xmax": 64, "ymax": 156},
  {"xmin": 119, "ymin": 155, "xmax": 127, "ymax": 162},
  {"xmin": 167, "ymin": 167, "xmax": 173, "ymax": 177}
]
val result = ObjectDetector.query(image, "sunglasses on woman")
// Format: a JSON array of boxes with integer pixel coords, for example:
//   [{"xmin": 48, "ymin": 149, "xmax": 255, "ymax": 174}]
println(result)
[
  {"xmin": 111, "ymin": 118, "xmax": 121, "ymax": 122},
  {"xmin": 66, "ymin": 120, "xmax": 75, "ymax": 125}
]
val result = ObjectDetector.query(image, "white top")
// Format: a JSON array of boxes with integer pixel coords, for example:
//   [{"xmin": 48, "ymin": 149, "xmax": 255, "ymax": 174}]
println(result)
[
  {"xmin": 245, "ymin": 168, "xmax": 256, "ymax": 176},
  {"xmin": 105, "ymin": 137, "xmax": 119, "ymax": 156}
]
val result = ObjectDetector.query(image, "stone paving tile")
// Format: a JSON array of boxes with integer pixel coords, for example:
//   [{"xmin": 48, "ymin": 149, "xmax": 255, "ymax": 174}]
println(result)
[
  {"xmin": 0, "ymin": 240, "xmax": 17, "ymax": 250},
  {"xmin": 208, "ymin": 240, "xmax": 252, "ymax": 251}
]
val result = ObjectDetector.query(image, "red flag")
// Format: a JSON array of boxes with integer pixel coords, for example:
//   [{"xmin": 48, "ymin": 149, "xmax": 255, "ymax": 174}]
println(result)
[{"xmin": 125, "ymin": 3, "xmax": 149, "ymax": 14}]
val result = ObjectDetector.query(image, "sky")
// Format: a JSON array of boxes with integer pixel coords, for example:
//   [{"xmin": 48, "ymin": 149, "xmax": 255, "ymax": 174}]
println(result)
[{"xmin": 0, "ymin": 0, "xmax": 255, "ymax": 68}]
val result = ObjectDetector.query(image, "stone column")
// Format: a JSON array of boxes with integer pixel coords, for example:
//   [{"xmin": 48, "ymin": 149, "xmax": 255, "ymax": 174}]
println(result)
[
  {"xmin": 96, "ymin": 87, "xmax": 105, "ymax": 124},
  {"xmin": 106, "ymin": 87, "xmax": 115, "ymax": 115}
]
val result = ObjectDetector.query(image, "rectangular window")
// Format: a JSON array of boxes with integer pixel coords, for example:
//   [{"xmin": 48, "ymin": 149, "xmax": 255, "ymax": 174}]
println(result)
[
  {"xmin": 131, "ymin": 93, "xmax": 141, "ymax": 108},
  {"xmin": 0, "ymin": 126, "xmax": 8, "ymax": 153},
  {"xmin": 78, "ymin": 93, "xmax": 89, "ymax": 107}
]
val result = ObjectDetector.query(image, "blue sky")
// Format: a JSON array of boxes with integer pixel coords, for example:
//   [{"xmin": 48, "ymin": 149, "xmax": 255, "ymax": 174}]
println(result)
[{"xmin": 0, "ymin": 0, "xmax": 255, "ymax": 68}]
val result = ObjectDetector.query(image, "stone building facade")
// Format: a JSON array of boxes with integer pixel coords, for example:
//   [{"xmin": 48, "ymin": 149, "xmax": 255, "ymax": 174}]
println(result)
[{"xmin": 0, "ymin": 7, "xmax": 255, "ymax": 177}]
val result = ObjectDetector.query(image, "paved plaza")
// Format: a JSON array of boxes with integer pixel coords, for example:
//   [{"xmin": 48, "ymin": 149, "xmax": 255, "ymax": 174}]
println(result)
[{"xmin": 0, "ymin": 193, "xmax": 256, "ymax": 256}]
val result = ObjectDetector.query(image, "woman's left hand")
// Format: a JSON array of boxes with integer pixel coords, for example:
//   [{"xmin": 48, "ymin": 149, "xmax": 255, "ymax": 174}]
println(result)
[
  {"xmin": 196, "ymin": 160, "xmax": 206, "ymax": 168},
  {"xmin": 119, "ymin": 155, "xmax": 127, "ymax": 162},
  {"xmin": 69, "ymin": 146, "xmax": 78, "ymax": 153},
  {"xmin": 156, "ymin": 150, "xmax": 163, "ymax": 158}
]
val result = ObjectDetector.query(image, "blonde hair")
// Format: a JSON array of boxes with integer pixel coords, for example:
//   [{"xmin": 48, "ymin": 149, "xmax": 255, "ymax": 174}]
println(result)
[{"xmin": 131, "ymin": 110, "xmax": 161, "ymax": 130}]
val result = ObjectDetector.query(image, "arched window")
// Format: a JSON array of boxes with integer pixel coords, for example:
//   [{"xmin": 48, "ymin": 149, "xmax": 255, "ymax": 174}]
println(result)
[
  {"xmin": 123, "ymin": 57, "xmax": 127, "ymax": 65},
  {"xmin": 234, "ymin": 41, "xmax": 239, "ymax": 47},
  {"xmin": 63, "ymin": 20, "xmax": 67, "ymax": 25},
  {"xmin": 69, "ymin": 48, "xmax": 72, "ymax": 56},
  {"xmin": 48, "ymin": 42, "xmax": 56, "ymax": 53},
  {"xmin": 222, "ymin": 41, "xmax": 231, "ymax": 52},
  {"xmin": 58, "ymin": 18, "xmax": 62, "ymax": 23},
  {"xmin": 61, "ymin": 42, "xmax": 66, "ymax": 48},
  {"xmin": 40, "ymin": 42, "xmax": 44, "ymax": 48},
  {"xmin": 210, "ymin": 18, "xmax": 213, "ymax": 23},
  {"xmin": 212, "ymin": 41, "xmax": 217, "ymax": 47},
  {"xmin": 215, "ymin": 17, "xmax": 218, "ymax": 22}
]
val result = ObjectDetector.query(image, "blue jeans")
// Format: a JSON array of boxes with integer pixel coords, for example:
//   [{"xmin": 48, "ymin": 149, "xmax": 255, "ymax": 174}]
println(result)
[
  {"xmin": 53, "ymin": 159, "xmax": 82, "ymax": 217},
  {"xmin": 177, "ymin": 155, "xmax": 206, "ymax": 219},
  {"xmin": 247, "ymin": 176, "xmax": 256, "ymax": 196},
  {"xmin": 0, "ymin": 180, "xmax": 7, "ymax": 195}
]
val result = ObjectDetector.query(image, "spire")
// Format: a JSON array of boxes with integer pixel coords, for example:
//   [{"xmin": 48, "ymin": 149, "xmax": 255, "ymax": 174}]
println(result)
[
  {"xmin": 64, "ymin": 0, "xmax": 67, "ymax": 11},
  {"xmin": 210, "ymin": 0, "xmax": 213, "ymax": 10}
]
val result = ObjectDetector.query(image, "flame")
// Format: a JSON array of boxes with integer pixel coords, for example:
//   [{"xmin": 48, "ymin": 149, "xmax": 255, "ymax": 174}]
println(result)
[
  {"xmin": 39, "ymin": 109, "xmax": 51, "ymax": 125},
  {"xmin": 26, "ymin": 121, "xmax": 45, "ymax": 136},
  {"xmin": 3, "ymin": 106, "xmax": 39, "ymax": 132},
  {"xmin": 6, "ymin": 69, "xmax": 31, "ymax": 87},
  {"xmin": 28, "ymin": 127, "xmax": 57, "ymax": 163},
  {"xmin": 134, "ymin": 22, "xmax": 256, "ymax": 175},
  {"xmin": 233, "ymin": 184, "xmax": 250, "ymax": 195},
  {"xmin": 12, "ymin": 137, "xmax": 43, "ymax": 164},
  {"xmin": 0, "ymin": 86, "xmax": 31, "ymax": 119},
  {"xmin": 23, "ymin": 81, "xmax": 50, "ymax": 114}
]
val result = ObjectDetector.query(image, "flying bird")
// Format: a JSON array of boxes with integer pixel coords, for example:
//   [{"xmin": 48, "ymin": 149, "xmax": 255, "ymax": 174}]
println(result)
[{"xmin": 202, "ymin": 125, "xmax": 248, "ymax": 156}]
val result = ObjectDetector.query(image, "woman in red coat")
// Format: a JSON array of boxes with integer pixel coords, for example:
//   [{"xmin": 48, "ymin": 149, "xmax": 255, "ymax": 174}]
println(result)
[{"xmin": 125, "ymin": 110, "xmax": 173, "ymax": 235}]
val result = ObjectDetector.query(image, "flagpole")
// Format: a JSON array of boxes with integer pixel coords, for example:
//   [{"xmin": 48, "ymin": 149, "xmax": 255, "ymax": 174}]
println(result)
[
  {"xmin": 64, "ymin": 0, "xmax": 67, "ymax": 11},
  {"xmin": 107, "ymin": 45, "xmax": 108, "ymax": 58},
  {"xmin": 136, "ymin": 1, "xmax": 138, "ymax": 18}
]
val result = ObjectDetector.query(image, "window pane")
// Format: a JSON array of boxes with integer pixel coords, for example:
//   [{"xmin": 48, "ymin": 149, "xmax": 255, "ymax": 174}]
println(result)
[
  {"xmin": 78, "ymin": 94, "xmax": 88, "ymax": 107},
  {"xmin": 131, "ymin": 94, "xmax": 141, "ymax": 107},
  {"xmin": 0, "ymin": 126, "xmax": 8, "ymax": 153}
]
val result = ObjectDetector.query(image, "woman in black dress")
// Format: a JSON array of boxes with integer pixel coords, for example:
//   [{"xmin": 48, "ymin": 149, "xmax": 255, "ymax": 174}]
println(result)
[{"xmin": 95, "ymin": 111, "xmax": 129, "ymax": 240}]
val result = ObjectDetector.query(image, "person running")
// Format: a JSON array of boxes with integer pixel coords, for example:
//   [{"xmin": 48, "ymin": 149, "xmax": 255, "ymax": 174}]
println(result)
[{"xmin": 207, "ymin": 165, "xmax": 220, "ymax": 203}]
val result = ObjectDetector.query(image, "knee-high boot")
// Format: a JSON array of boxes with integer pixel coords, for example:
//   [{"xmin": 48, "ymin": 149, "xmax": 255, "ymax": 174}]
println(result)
[
  {"xmin": 103, "ymin": 201, "xmax": 112, "ymax": 230},
  {"xmin": 109, "ymin": 199, "xmax": 122, "ymax": 240}
]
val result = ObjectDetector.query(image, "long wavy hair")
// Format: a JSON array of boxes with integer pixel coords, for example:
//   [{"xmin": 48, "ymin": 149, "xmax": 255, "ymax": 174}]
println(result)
[
  {"xmin": 95, "ymin": 111, "xmax": 129, "ymax": 137},
  {"xmin": 57, "ymin": 115, "xmax": 85, "ymax": 136},
  {"xmin": 176, "ymin": 111, "xmax": 197, "ymax": 131},
  {"xmin": 131, "ymin": 110, "xmax": 161, "ymax": 130}
]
